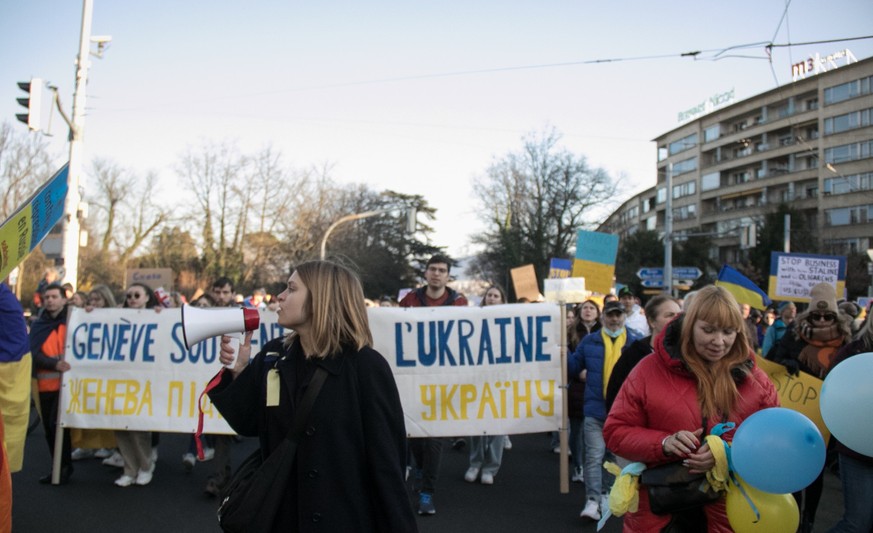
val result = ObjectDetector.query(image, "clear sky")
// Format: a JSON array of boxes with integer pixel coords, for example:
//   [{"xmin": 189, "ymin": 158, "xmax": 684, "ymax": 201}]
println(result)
[{"xmin": 2, "ymin": 1, "xmax": 872, "ymax": 258}]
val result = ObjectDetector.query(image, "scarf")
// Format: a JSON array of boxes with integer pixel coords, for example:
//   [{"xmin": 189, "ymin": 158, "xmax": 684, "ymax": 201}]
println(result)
[
  {"xmin": 797, "ymin": 323, "xmax": 843, "ymax": 378},
  {"xmin": 601, "ymin": 329, "xmax": 627, "ymax": 396}
]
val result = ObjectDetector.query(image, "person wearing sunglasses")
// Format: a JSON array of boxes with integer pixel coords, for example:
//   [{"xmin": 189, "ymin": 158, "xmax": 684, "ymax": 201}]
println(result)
[
  {"xmin": 769, "ymin": 281, "xmax": 853, "ymax": 533},
  {"xmin": 112, "ymin": 283, "xmax": 161, "ymax": 488}
]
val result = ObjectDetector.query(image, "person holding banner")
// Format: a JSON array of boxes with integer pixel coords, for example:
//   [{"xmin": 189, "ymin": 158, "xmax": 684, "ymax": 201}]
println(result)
[
  {"xmin": 464, "ymin": 284, "xmax": 508, "ymax": 485},
  {"xmin": 604, "ymin": 285, "xmax": 779, "ymax": 532},
  {"xmin": 29, "ymin": 283, "xmax": 74, "ymax": 484},
  {"xmin": 210, "ymin": 260, "xmax": 417, "ymax": 532},
  {"xmin": 112, "ymin": 282, "xmax": 161, "ymax": 487},
  {"xmin": 769, "ymin": 282, "xmax": 852, "ymax": 533}
]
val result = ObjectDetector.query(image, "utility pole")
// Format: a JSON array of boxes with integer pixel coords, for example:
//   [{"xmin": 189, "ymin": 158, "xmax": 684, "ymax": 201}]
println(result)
[
  {"xmin": 60, "ymin": 0, "xmax": 95, "ymax": 289},
  {"xmin": 664, "ymin": 162, "xmax": 673, "ymax": 297}
]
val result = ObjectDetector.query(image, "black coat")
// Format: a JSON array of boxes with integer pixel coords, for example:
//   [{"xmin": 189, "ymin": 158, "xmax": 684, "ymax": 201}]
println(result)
[{"xmin": 209, "ymin": 337, "xmax": 418, "ymax": 533}]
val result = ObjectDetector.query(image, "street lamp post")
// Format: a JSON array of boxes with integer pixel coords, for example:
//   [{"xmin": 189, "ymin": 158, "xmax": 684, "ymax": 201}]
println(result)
[{"xmin": 319, "ymin": 207, "xmax": 416, "ymax": 260}]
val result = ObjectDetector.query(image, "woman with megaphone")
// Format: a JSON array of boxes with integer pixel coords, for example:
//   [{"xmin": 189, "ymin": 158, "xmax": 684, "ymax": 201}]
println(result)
[{"xmin": 209, "ymin": 260, "xmax": 417, "ymax": 533}]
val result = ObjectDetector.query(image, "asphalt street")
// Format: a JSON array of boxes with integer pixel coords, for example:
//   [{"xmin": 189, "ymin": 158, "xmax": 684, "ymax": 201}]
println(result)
[{"xmin": 12, "ymin": 426, "xmax": 844, "ymax": 532}]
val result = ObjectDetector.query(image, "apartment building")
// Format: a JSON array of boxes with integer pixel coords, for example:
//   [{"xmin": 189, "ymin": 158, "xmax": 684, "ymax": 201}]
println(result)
[{"xmin": 599, "ymin": 51, "xmax": 873, "ymax": 266}]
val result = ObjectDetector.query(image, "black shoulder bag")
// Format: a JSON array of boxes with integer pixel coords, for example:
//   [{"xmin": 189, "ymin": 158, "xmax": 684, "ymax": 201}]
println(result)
[
  {"xmin": 640, "ymin": 419, "xmax": 721, "ymax": 517},
  {"xmin": 218, "ymin": 366, "xmax": 329, "ymax": 533}
]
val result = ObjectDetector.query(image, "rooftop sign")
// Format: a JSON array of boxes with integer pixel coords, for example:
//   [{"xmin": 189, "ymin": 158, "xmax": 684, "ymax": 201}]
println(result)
[
  {"xmin": 677, "ymin": 88, "xmax": 735, "ymax": 124},
  {"xmin": 792, "ymin": 49, "xmax": 857, "ymax": 82}
]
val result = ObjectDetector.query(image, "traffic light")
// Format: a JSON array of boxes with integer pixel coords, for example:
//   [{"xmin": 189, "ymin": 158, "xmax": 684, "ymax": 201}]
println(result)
[{"xmin": 16, "ymin": 78, "xmax": 43, "ymax": 131}]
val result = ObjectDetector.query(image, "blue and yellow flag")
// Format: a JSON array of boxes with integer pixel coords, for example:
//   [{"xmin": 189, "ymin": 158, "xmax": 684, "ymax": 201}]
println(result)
[{"xmin": 715, "ymin": 264, "xmax": 772, "ymax": 310}]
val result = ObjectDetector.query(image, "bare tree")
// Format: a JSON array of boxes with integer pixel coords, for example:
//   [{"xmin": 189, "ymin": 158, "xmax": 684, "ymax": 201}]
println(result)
[{"xmin": 472, "ymin": 127, "xmax": 619, "ymax": 292}]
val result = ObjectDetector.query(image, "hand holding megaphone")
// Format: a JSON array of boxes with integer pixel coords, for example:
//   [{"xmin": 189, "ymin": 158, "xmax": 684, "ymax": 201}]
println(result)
[
  {"xmin": 180, "ymin": 304, "xmax": 260, "ymax": 370},
  {"xmin": 220, "ymin": 331, "xmax": 253, "ymax": 375}
]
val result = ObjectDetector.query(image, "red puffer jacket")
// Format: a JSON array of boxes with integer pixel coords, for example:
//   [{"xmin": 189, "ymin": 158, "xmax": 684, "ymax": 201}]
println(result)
[{"xmin": 603, "ymin": 316, "xmax": 778, "ymax": 533}]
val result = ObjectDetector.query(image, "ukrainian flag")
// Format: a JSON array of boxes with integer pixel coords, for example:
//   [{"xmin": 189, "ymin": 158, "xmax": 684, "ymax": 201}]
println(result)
[{"xmin": 715, "ymin": 264, "xmax": 772, "ymax": 311}]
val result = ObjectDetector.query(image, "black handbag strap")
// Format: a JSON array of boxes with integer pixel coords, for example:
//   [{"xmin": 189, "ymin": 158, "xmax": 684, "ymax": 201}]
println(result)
[{"xmin": 284, "ymin": 366, "xmax": 328, "ymax": 445}]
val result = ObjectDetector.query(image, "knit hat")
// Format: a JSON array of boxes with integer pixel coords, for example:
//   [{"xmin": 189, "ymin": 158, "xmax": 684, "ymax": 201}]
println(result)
[{"xmin": 807, "ymin": 283, "xmax": 838, "ymax": 314}]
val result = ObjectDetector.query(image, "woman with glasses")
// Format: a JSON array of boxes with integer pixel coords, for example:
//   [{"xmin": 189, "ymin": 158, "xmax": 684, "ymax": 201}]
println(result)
[
  {"xmin": 112, "ymin": 283, "xmax": 161, "ymax": 487},
  {"xmin": 770, "ymin": 282, "xmax": 852, "ymax": 533},
  {"xmin": 70, "ymin": 285, "xmax": 119, "ymax": 463}
]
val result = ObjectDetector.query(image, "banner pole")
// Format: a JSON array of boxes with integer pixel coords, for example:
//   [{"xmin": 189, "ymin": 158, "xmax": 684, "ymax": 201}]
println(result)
[{"xmin": 559, "ymin": 302, "xmax": 569, "ymax": 494}]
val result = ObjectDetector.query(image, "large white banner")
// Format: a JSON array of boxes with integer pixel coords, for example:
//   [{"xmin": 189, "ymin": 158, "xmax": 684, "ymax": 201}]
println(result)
[
  {"xmin": 369, "ymin": 303, "xmax": 563, "ymax": 438},
  {"xmin": 60, "ymin": 307, "xmax": 287, "ymax": 434},
  {"xmin": 59, "ymin": 303, "xmax": 565, "ymax": 438}
]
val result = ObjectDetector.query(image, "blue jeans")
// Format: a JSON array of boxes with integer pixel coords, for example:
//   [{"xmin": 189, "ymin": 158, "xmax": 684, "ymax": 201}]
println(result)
[
  {"xmin": 827, "ymin": 453, "xmax": 873, "ymax": 532},
  {"xmin": 570, "ymin": 417, "xmax": 585, "ymax": 471},
  {"xmin": 468, "ymin": 435, "xmax": 505, "ymax": 475},
  {"xmin": 583, "ymin": 416, "xmax": 614, "ymax": 499}
]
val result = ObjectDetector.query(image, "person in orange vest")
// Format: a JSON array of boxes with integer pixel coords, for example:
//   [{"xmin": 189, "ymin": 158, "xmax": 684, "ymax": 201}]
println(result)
[{"xmin": 28, "ymin": 282, "xmax": 73, "ymax": 484}]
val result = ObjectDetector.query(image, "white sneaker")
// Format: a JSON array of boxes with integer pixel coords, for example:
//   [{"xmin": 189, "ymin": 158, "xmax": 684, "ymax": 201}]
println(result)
[
  {"xmin": 504, "ymin": 436, "xmax": 512, "ymax": 450},
  {"xmin": 464, "ymin": 467, "xmax": 480, "ymax": 483},
  {"xmin": 114, "ymin": 474, "xmax": 135, "ymax": 487},
  {"xmin": 71, "ymin": 448, "xmax": 94, "ymax": 461},
  {"xmin": 572, "ymin": 466, "xmax": 584, "ymax": 483},
  {"xmin": 199, "ymin": 447, "xmax": 215, "ymax": 462},
  {"xmin": 94, "ymin": 448, "xmax": 113, "ymax": 459},
  {"xmin": 480, "ymin": 472, "xmax": 494, "ymax": 485},
  {"xmin": 182, "ymin": 453, "xmax": 196, "ymax": 472},
  {"xmin": 580, "ymin": 498, "xmax": 601, "ymax": 521},
  {"xmin": 135, "ymin": 469, "xmax": 153, "ymax": 486},
  {"xmin": 552, "ymin": 446, "xmax": 560, "ymax": 454},
  {"xmin": 102, "ymin": 451, "xmax": 124, "ymax": 468},
  {"xmin": 150, "ymin": 447, "xmax": 158, "ymax": 463}
]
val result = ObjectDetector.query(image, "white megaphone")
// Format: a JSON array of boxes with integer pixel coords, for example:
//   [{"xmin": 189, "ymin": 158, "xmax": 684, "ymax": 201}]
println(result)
[{"xmin": 181, "ymin": 304, "xmax": 260, "ymax": 368}]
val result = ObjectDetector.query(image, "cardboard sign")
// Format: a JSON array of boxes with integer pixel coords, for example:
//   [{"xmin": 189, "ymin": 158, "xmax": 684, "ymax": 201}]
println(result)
[
  {"xmin": 125, "ymin": 268, "xmax": 174, "ymax": 291},
  {"xmin": 544, "ymin": 277, "xmax": 587, "ymax": 303},
  {"xmin": 510, "ymin": 264, "xmax": 540, "ymax": 302},
  {"xmin": 768, "ymin": 252, "xmax": 846, "ymax": 303}
]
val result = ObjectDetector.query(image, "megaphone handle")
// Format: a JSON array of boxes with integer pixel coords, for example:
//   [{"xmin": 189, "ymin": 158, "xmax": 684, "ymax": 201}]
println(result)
[{"xmin": 224, "ymin": 334, "xmax": 243, "ymax": 369}]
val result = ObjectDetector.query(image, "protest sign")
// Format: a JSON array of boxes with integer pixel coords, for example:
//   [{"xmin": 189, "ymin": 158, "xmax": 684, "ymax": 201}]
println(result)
[
  {"xmin": 768, "ymin": 252, "xmax": 846, "ymax": 303},
  {"xmin": 0, "ymin": 163, "xmax": 69, "ymax": 282},
  {"xmin": 125, "ymin": 268, "xmax": 174, "ymax": 291},
  {"xmin": 548, "ymin": 258, "xmax": 572, "ymax": 279},
  {"xmin": 60, "ymin": 307, "xmax": 286, "ymax": 434},
  {"xmin": 756, "ymin": 355, "xmax": 829, "ymax": 442},
  {"xmin": 543, "ymin": 278, "xmax": 586, "ymax": 303},
  {"xmin": 369, "ymin": 304, "xmax": 563, "ymax": 438},
  {"xmin": 572, "ymin": 230, "xmax": 618, "ymax": 294},
  {"xmin": 510, "ymin": 264, "xmax": 540, "ymax": 301}
]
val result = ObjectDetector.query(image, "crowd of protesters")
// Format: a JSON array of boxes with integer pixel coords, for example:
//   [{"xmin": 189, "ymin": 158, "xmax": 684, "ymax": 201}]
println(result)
[{"xmin": 2, "ymin": 257, "xmax": 872, "ymax": 533}]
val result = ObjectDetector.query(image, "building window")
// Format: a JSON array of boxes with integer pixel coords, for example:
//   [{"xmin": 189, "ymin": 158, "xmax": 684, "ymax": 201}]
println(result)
[
  {"xmin": 825, "ymin": 205, "xmax": 873, "ymax": 226},
  {"xmin": 701, "ymin": 171, "xmax": 720, "ymax": 191},
  {"xmin": 824, "ymin": 75, "xmax": 873, "ymax": 105},
  {"xmin": 673, "ymin": 204, "xmax": 697, "ymax": 221},
  {"xmin": 657, "ymin": 187, "xmax": 666, "ymax": 204},
  {"xmin": 672, "ymin": 181, "xmax": 696, "ymax": 199},
  {"xmin": 824, "ymin": 172, "xmax": 873, "ymax": 195},
  {"xmin": 669, "ymin": 133, "xmax": 698, "ymax": 155},
  {"xmin": 672, "ymin": 157, "xmax": 697, "ymax": 175},
  {"xmin": 703, "ymin": 125, "xmax": 721, "ymax": 143},
  {"xmin": 824, "ymin": 108, "xmax": 871, "ymax": 135},
  {"xmin": 824, "ymin": 139, "xmax": 873, "ymax": 164},
  {"xmin": 646, "ymin": 217, "xmax": 656, "ymax": 231}
]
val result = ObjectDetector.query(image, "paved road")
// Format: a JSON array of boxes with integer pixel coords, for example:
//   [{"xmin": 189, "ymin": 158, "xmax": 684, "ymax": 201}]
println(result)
[{"xmin": 12, "ymin": 427, "xmax": 844, "ymax": 532}]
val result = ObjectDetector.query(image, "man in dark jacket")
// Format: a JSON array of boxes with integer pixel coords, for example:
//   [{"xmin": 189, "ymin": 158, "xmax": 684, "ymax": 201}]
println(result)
[
  {"xmin": 399, "ymin": 254, "xmax": 468, "ymax": 516},
  {"xmin": 29, "ymin": 283, "xmax": 73, "ymax": 484}
]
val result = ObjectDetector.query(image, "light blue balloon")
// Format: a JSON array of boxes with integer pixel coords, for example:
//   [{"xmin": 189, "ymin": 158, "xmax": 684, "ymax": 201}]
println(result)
[
  {"xmin": 821, "ymin": 352, "xmax": 873, "ymax": 457},
  {"xmin": 731, "ymin": 407, "xmax": 826, "ymax": 494}
]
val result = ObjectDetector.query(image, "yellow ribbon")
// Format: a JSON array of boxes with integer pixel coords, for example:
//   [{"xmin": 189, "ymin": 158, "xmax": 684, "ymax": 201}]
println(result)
[
  {"xmin": 705, "ymin": 434, "xmax": 730, "ymax": 492},
  {"xmin": 604, "ymin": 461, "xmax": 644, "ymax": 516}
]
